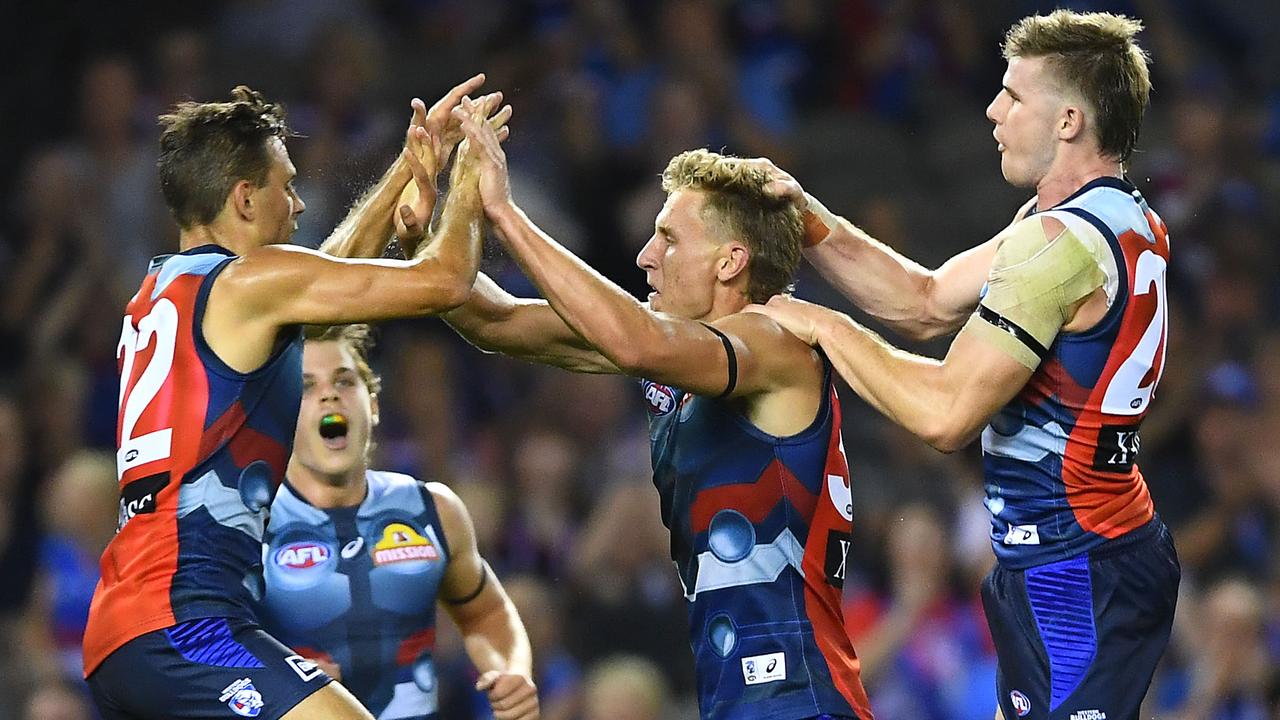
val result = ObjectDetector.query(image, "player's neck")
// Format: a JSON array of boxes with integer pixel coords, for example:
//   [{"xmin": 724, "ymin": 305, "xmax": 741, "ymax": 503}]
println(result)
[
  {"xmin": 702, "ymin": 287, "xmax": 750, "ymax": 323},
  {"xmin": 178, "ymin": 223, "xmax": 262, "ymax": 256},
  {"xmin": 1035, "ymin": 154, "xmax": 1124, "ymax": 209},
  {"xmin": 288, "ymin": 465, "xmax": 369, "ymax": 509}
]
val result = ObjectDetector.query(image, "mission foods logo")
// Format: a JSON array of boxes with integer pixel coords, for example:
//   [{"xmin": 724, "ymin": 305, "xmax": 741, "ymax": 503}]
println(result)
[{"xmin": 373, "ymin": 523, "xmax": 439, "ymax": 565}]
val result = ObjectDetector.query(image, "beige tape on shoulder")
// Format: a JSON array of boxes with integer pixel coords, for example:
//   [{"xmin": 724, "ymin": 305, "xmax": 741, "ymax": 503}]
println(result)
[{"xmin": 973, "ymin": 217, "xmax": 1106, "ymax": 365}]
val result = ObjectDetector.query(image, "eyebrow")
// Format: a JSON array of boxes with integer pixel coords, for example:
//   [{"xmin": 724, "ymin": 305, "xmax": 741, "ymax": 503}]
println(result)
[{"xmin": 657, "ymin": 224, "xmax": 676, "ymax": 240}]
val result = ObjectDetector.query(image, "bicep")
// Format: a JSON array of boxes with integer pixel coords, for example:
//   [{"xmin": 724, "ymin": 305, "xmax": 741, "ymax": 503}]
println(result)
[
  {"xmin": 940, "ymin": 323, "xmax": 1036, "ymax": 437},
  {"xmin": 226, "ymin": 245, "xmax": 466, "ymax": 327},
  {"xmin": 923, "ymin": 235, "xmax": 1001, "ymax": 333}
]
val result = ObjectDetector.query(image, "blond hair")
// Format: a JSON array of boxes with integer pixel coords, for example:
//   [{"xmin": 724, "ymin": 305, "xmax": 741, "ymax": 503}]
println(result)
[
  {"xmin": 1003, "ymin": 10, "xmax": 1151, "ymax": 162},
  {"xmin": 661, "ymin": 149, "xmax": 802, "ymax": 303}
]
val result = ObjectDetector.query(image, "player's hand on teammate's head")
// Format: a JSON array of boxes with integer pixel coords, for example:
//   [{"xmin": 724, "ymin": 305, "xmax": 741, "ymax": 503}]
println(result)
[
  {"xmin": 743, "ymin": 157, "xmax": 808, "ymax": 210},
  {"xmin": 476, "ymin": 670, "xmax": 540, "ymax": 720},
  {"xmin": 455, "ymin": 97, "xmax": 514, "ymax": 215},
  {"xmin": 743, "ymin": 294, "xmax": 825, "ymax": 347}
]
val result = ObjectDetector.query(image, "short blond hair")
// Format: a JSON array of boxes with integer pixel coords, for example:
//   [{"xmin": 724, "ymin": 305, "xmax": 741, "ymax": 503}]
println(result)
[
  {"xmin": 661, "ymin": 149, "xmax": 802, "ymax": 303},
  {"xmin": 1002, "ymin": 10, "xmax": 1151, "ymax": 162}
]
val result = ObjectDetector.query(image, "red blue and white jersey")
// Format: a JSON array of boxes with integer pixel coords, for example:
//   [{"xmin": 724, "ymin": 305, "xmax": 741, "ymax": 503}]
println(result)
[
  {"xmin": 983, "ymin": 177, "xmax": 1169, "ymax": 569},
  {"xmin": 642, "ymin": 361, "xmax": 873, "ymax": 720},
  {"xmin": 84, "ymin": 245, "xmax": 302, "ymax": 675},
  {"xmin": 260, "ymin": 471, "xmax": 451, "ymax": 719}
]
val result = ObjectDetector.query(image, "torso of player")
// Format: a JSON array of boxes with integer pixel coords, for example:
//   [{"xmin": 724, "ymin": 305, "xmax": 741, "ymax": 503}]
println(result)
[
  {"xmin": 642, "ymin": 368, "xmax": 872, "ymax": 720},
  {"xmin": 84, "ymin": 245, "xmax": 302, "ymax": 676},
  {"xmin": 260, "ymin": 471, "xmax": 450, "ymax": 720},
  {"xmin": 982, "ymin": 177, "xmax": 1169, "ymax": 569}
]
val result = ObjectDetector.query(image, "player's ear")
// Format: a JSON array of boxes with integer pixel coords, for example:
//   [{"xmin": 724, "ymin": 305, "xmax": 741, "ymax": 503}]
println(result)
[
  {"xmin": 1059, "ymin": 103, "xmax": 1086, "ymax": 142},
  {"xmin": 369, "ymin": 393, "xmax": 380, "ymax": 428},
  {"xmin": 230, "ymin": 179, "xmax": 257, "ymax": 222},
  {"xmin": 717, "ymin": 243, "xmax": 750, "ymax": 283}
]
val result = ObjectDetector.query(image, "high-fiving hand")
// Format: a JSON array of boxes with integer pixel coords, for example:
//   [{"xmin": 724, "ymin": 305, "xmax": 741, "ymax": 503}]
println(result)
[
  {"xmin": 454, "ymin": 96, "xmax": 513, "ymax": 217},
  {"xmin": 395, "ymin": 74, "xmax": 514, "ymax": 243}
]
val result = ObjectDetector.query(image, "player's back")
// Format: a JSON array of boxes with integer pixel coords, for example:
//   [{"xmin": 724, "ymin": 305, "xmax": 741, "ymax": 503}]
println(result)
[
  {"xmin": 260, "ymin": 471, "xmax": 451, "ymax": 719},
  {"xmin": 83, "ymin": 245, "xmax": 303, "ymax": 676},
  {"xmin": 982, "ymin": 177, "xmax": 1170, "ymax": 568},
  {"xmin": 643, "ymin": 362, "xmax": 873, "ymax": 720}
]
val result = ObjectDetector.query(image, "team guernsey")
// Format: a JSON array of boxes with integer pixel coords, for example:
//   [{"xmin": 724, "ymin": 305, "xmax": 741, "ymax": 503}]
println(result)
[
  {"xmin": 642, "ymin": 363, "xmax": 872, "ymax": 720},
  {"xmin": 260, "ymin": 471, "xmax": 451, "ymax": 720},
  {"xmin": 84, "ymin": 245, "xmax": 303, "ymax": 676},
  {"xmin": 978, "ymin": 177, "xmax": 1180, "ymax": 720},
  {"xmin": 981, "ymin": 177, "xmax": 1169, "ymax": 568}
]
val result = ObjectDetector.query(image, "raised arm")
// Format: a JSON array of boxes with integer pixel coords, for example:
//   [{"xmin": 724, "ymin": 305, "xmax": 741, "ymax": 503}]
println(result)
[
  {"xmin": 432, "ymin": 483, "xmax": 539, "ymax": 720},
  {"xmin": 754, "ymin": 159, "xmax": 1035, "ymax": 341},
  {"xmin": 457, "ymin": 112, "xmax": 818, "ymax": 408},
  {"xmin": 318, "ymin": 74, "xmax": 489, "ymax": 259},
  {"xmin": 204, "ymin": 102, "xmax": 489, "ymax": 372}
]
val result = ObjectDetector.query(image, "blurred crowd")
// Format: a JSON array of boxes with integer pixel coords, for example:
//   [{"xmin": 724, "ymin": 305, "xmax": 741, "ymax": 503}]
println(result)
[{"xmin": 3, "ymin": 1, "xmax": 1279, "ymax": 718}]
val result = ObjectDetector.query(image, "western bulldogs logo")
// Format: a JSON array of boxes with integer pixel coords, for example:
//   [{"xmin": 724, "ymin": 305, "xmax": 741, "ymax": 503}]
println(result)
[
  {"xmin": 642, "ymin": 381, "xmax": 677, "ymax": 416},
  {"xmin": 1010, "ymin": 690, "xmax": 1032, "ymax": 717},
  {"xmin": 219, "ymin": 678, "xmax": 264, "ymax": 717}
]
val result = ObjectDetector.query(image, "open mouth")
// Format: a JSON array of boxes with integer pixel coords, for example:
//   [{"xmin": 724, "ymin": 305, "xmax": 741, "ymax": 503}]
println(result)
[{"xmin": 319, "ymin": 413, "xmax": 350, "ymax": 451}]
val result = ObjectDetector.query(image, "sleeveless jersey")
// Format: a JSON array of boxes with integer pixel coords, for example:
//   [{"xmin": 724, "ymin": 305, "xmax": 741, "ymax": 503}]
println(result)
[
  {"xmin": 982, "ymin": 177, "xmax": 1169, "ymax": 568},
  {"xmin": 260, "ymin": 471, "xmax": 451, "ymax": 720},
  {"xmin": 642, "ymin": 362, "xmax": 873, "ymax": 720},
  {"xmin": 83, "ymin": 245, "xmax": 303, "ymax": 675}
]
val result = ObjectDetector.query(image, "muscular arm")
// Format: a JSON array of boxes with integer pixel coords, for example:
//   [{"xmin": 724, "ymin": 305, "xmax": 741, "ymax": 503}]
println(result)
[
  {"xmin": 802, "ymin": 194, "xmax": 1036, "ymax": 341},
  {"xmin": 204, "ymin": 145, "xmax": 484, "ymax": 372},
  {"xmin": 809, "ymin": 310, "xmax": 1032, "ymax": 451},
  {"xmin": 444, "ymin": 273, "xmax": 619, "ymax": 374},
  {"xmin": 488, "ymin": 203, "xmax": 819, "ymax": 406},
  {"xmin": 432, "ymin": 483, "xmax": 538, "ymax": 720},
  {"xmin": 756, "ymin": 214, "xmax": 1105, "ymax": 452}
]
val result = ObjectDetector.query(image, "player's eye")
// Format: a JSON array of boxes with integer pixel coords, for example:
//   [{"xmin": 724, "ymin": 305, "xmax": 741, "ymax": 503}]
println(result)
[{"xmin": 336, "ymin": 377, "xmax": 355, "ymax": 388}]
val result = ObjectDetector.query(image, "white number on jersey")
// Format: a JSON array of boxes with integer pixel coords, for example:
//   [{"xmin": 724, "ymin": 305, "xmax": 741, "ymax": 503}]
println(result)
[
  {"xmin": 116, "ymin": 299, "xmax": 179, "ymax": 478},
  {"xmin": 1100, "ymin": 250, "xmax": 1167, "ymax": 415}
]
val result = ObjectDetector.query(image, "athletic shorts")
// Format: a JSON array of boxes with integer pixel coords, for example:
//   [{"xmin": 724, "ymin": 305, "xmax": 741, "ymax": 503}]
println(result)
[
  {"xmin": 981, "ymin": 519, "xmax": 1180, "ymax": 720},
  {"xmin": 87, "ymin": 617, "xmax": 333, "ymax": 720}
]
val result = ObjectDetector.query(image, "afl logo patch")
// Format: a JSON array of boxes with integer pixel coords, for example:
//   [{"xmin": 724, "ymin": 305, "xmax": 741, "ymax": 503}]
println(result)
[
  {"xmin": 642, "ymin": 381, "xmax": 677, "ymax": 416},
  {"xmin": 1010, "ymin": 690, "xmax": 1031, "ymax": 716},
  {"xmin": 274, "ymin": 542, "xmax": 331, "ymax": 569}
]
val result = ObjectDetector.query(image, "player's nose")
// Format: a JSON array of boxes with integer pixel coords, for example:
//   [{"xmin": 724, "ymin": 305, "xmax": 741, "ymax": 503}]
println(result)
[{"xmin": 635, "ymin": 235, "xmax": 659, "ymax": 271}]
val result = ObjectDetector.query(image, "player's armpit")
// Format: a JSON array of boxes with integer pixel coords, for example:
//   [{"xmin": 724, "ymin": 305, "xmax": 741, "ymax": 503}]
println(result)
[{"xmin": 973, "ymin": 216, "xmax": 1106, "ymax": 369}]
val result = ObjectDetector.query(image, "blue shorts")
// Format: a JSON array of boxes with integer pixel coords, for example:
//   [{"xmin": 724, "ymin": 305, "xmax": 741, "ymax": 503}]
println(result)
[
  {"xmin": 87, "ymin": 617, "xmax": 333, "ymax": 720},
  {"xmin": 981, "ymin": 519, "xmax": 1180, "ymax": 720}
]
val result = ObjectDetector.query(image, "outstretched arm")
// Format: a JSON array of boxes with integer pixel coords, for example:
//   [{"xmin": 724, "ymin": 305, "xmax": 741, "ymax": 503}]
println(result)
[
  {"xmin": 750, "ymin": 214, "xmax": 1106, "ymax": 452},
  {"xmin": 456, "ymin": 111, "xmax": 814, "ymax": 400},
  {"xmin": 433, "ymin": 483, "xmax": 539, "ymax": 720},
  {"xmin": 762, "ymin": 298, "xmax": 1032, "ymax": 451},
  {"xmin": 754, "ymin": 159, "xmax": 1035, "ymax": 341},
  {"xmin": 444, "ymin": 273, "xmax": 620, "ymax": 374},
  {"xmin": 204, "ymin": 100, "xmax": 490, "ymax": 372}
]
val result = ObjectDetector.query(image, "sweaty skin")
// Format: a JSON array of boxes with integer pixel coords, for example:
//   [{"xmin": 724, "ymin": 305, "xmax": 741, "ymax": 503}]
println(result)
[{"xmin": 967, "ymin": 216, "xmax": 1110, "ymax": 369}]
